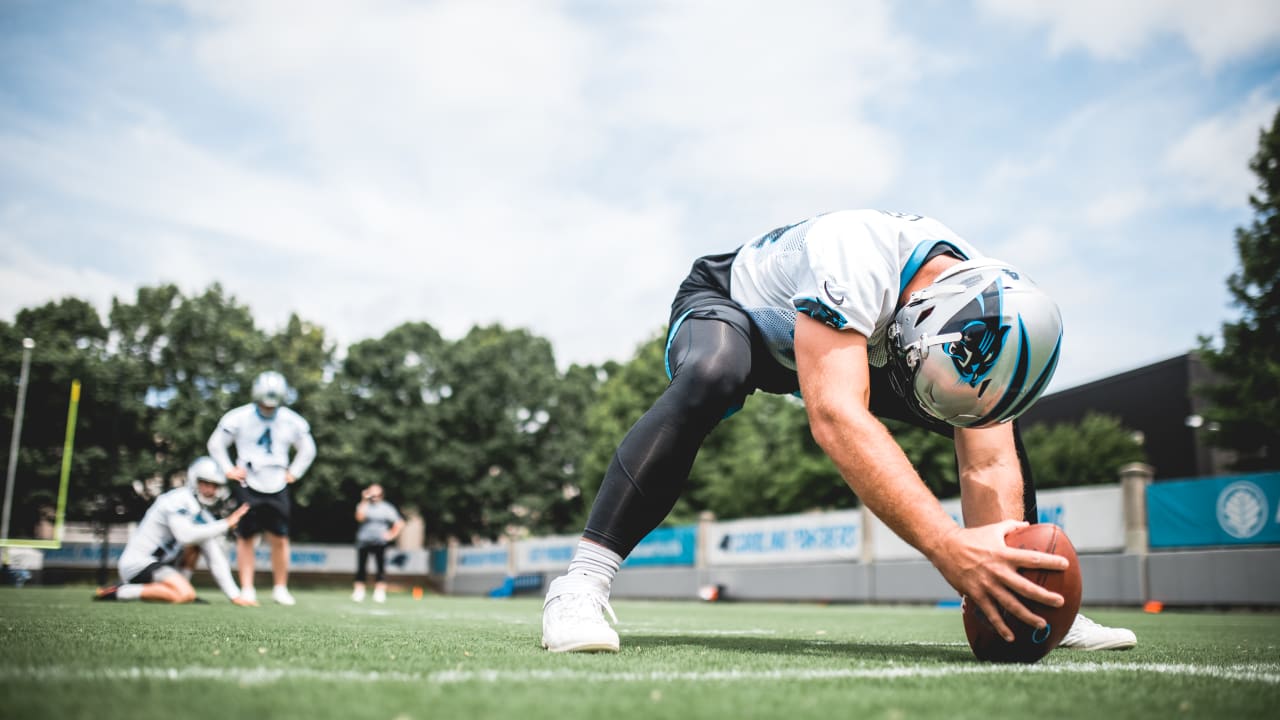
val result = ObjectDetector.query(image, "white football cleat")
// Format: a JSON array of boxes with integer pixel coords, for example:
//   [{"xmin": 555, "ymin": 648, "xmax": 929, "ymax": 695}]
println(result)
[
  {"xmin": 351, "ymin": 587, "xmax": 366, "ymax": 603},
  {"xmin": 1059, "ymin": 613, "xmax": 1137, "ymax": 650},
  {"xmin": 271, "ymin": 585, "xmax": 297, "ymax": 606},
  {"xmin": 240, "ymin": 586, "xmax": 257, "ymax": 604},
  {"xmin": 541, "ymin": 574, "xmax": 620, "ymax": 653},
  {"xmin": 373, "ymin": 588, "xmax": 386, "ymax": 604}
]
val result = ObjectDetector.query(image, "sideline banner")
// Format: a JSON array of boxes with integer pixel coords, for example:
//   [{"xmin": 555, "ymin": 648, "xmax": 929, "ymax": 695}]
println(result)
[
  {"xmin": 869, "ymin": 484, "xmax": 1125, "ymax": 561},
  {"xmin": 453, "ymin": 543, "xmax": 509, "ymax": 574},
  {"xmin": 623, "ymin": 525, "xmax": 696, "ymax": 567},
  {"xmin": 1034, "ymin": 485, "xmax": 1125, "ymax": 552},
  {"xmin": 514, "ymin": 534, "xmax": 577, "ymax": 572},
  {"xmin": 512, "ymin": 526, "xmax": 698, "ymax": 572},
  {"xmin": 42, "ymin": 541, "xmax": 430, "ymax": 576},
  {"xmin": 1148, "ymin": 473, "xmax": 1280, "ymax": 548},
  {"xmin": 706, "ymin": 510, "xmax": 861, "ymax": 566}
]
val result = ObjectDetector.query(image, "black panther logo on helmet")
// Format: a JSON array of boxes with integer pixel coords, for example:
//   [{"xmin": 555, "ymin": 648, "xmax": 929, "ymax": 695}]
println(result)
[{"xmin": 941, "ymin": 281, "xmax": 1010, "ymax": 387}]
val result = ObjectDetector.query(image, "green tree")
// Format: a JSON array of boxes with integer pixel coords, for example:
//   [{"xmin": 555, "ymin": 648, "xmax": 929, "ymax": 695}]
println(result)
[
  {"xmin": 1198, "ymin": 106, "xmax": 1280, "ymax": 470},
  {"xmin": 110, "ymin": 284, "xmax": 268, "ymax": 483},
  {"xmin": 518, "ymin": 361, "xmax": 605, "ymax": 534},
  {"xmin": 1020, "ymin": 413, "xmax": 1146, "ymax": 489},
  {"xmin": 0, "ymin": 298, "xmax": 150, "ymax": 531},
  {"xmin": 430, "ymin": 324, "xmax": 572, "ymax": 541},
  {"xmin": 691, "ymin": 393, "xmax": 843, "ymax": 519},
  {"xmin": 325, "ymin": 321, "xmax": 450, "ymax": 543},
  {"xmin": 886, "ymin": 420, "xmax": 960, "ymax": 498},
  {"xmin": 577, "ymin": 332, "xmax": 673, "ymax": 519}
]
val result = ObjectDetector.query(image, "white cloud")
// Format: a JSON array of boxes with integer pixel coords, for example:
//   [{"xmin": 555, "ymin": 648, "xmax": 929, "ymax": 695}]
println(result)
[
  {"xmin": 1083, "ymin": 188, "xmax": 1153, "ymax": 227},
  {"xmin": 41, "ymin": 0, "xmax": 917, "ymax": 361},
  {"xmin": 1164, "ymin": 91, "xmax": 1278, "ymax": 208},
  {"xmin": 0, "ymin": 218, "xmax": 133, "ymax": 326},
  {"xmin": 0, "ymin": 0, "xmax": 1259, "ymax": 387},
  {"xmin": 978, "ymin": 0, "xmax": 1280, "ymax": 68}
]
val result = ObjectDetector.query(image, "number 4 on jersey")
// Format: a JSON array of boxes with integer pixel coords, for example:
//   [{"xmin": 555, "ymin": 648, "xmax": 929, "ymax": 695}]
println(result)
[{"xmin": 257, "ymin": 427, "xmax": 273, "ymax": 455}]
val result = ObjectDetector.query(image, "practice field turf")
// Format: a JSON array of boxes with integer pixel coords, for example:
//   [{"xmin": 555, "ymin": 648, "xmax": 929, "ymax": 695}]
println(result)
[{"xmin": 1, "ymin": 587, "xmax": 1277, "ymax": 719}]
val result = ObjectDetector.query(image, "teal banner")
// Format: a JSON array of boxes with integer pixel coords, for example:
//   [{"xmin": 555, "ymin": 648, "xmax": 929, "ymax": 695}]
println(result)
[
  {"xmin": 1148, "ymin": 473, "xmax": 1280, "ymax": 548},
  {"xmin": 622, "ymin": 525, "xmax": 696, "ymax": 567}
]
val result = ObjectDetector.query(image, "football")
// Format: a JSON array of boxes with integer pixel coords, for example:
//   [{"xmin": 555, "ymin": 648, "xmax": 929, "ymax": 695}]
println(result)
[{"xmin": 962, "ymin": 523, "xmax": 1083, "ymax": 663}]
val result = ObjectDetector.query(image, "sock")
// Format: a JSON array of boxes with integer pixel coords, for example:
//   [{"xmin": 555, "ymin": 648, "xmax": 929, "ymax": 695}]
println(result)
[
  {"xmin": 180, "ymin": 567, "xmax": 193, "ymax": 580},
  {"xmin": 117, "ymin": 584, "xmax": 144, "ymax": 601},
  {"xmin": 566, "ymin": 540, "xmax": 622, "ymax": 585}
]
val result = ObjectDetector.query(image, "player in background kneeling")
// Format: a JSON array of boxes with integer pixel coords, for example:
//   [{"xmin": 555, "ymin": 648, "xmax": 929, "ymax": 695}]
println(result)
[{"xmin": 94, "ymin": 457, "xmax": 257, "ymax": 606}]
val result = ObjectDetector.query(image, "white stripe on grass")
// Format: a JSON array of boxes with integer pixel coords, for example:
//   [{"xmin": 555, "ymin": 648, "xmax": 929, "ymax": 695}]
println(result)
[{"xmin": 2, "ymin": 662, "xmax": 1278, "ymax": 686}]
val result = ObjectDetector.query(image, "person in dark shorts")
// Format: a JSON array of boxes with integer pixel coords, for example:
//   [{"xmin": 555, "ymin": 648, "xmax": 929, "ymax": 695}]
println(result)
[
  {"xmin": 208, "ymin": 371, "xmax": 316, "ymax": 606},
  {"xmin": 540, "ymin": 209, "xmax": 1135, "ymax": 654},
  {"xmin": 351, "ymin": 484, "xmax": 405, "ymax": 603}
]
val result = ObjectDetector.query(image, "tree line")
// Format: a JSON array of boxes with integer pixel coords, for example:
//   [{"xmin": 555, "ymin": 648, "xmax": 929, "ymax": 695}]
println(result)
[{"xmin": 1, "ymin": 284, "xmax": 1144, "ymax": 545}]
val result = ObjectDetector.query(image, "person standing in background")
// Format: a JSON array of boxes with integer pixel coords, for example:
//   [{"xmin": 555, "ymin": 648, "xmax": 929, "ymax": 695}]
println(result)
[
  {"xmin": 352, "ymin": 484, "xmax": 405, "ymax": 603},
  {"xmin": 208, "ymin": 371, "xmax": 316, "ymax": 606}
]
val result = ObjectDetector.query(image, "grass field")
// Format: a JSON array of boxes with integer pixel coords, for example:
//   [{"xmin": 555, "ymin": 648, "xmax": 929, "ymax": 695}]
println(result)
[{"xmin": 1, "ymin": 586, "xmax": 1278, "ymax": 720}]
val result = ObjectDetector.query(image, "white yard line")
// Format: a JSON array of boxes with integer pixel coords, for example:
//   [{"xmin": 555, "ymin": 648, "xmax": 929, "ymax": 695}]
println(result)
[{"xmin": 2, "ymin": 662, "xmax": 1278, "ymax": 686}]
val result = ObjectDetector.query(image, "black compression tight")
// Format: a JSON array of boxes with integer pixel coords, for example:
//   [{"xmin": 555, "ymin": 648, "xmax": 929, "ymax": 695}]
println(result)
[
  {"xmin": 581, "ymin": 317, "xmax": 1042, "ymax": 557},
  {"xmin": 583, "ymin": 318, "xmax": 752, "ymax": 556}
]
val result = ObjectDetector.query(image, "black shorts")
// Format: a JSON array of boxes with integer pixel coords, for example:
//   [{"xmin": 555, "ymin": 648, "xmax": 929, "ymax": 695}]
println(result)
[
  {"xmin": 231, "ymin": 484, "xmax": 291, "ymax": 538},
  {"xmin": 126, "ymin": 560, "xmax": 177, "ymax": 584},
  {"xmin": 668, "ymin": 251, "xmax": 800, "ymax": 396}
]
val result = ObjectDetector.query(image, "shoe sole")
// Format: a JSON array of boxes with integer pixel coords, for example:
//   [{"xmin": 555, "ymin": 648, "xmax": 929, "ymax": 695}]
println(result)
[
  {"xmin": 1063, "ymin": 639, "xmax": 1136, "ymax": 651},
  {"xmin": 541, "ymin": 639, "xmax": 620, "ymax": 653},
  {"xmin": 1061, "ymin": 633, "xmax": 1138, "ymax": 651}
]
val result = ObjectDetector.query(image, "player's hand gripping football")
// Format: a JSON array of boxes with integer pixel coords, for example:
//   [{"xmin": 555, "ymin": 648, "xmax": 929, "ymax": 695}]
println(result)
[{"xmin": 932, "ymin": 520, "xmax": 1068, "ymax": 642}]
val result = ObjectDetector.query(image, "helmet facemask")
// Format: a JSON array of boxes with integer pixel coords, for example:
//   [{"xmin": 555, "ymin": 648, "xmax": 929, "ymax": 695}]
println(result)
[
  {"xmin": 251, "ymin": 371, "xmax": 290, "ymax": 409},
  {"xmin": 888, "ymin": 259, "xmax": 1062, "ymax": 428}
]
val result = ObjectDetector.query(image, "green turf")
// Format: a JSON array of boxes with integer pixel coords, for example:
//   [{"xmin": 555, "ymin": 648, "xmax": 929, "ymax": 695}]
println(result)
[{"xmin": 1, "ymin": 587, "xmax": 1277, "ymax": 719}]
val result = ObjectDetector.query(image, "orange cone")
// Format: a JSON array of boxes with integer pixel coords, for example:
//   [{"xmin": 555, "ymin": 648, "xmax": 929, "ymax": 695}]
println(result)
[{"xmin": 1143, "ymin": 600, "xmax": 1164, "ymax": 613}]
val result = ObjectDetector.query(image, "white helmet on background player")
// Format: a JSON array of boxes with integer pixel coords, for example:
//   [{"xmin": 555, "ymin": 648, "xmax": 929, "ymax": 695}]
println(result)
[
  {"xmin": 887, "ymin": 258, "xmax": 1062, "ymax": 428},
  {"xmin": 187, "ymin": 456, "xmax": 229, "ymax": 506},
  {"xmin": 251, "ymin": 371, "xmax": 289, "ymax": 408}
]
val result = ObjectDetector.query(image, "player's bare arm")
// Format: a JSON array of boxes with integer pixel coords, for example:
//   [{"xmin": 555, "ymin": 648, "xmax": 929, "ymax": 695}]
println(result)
[
  {"xmin": 225, "ymin": 503, "xmax": 250, "ymax": 528},
  {"xmin": 951, "ymin": 424, "xmax": 1070, "ymax": 634},
  {"xmin": 794, "ymin": 314, "xmax": 1064, "ymax": 641},
  {"xmin": 954, "ymin": 423, "xmax": 1024, "ymax": 525}
]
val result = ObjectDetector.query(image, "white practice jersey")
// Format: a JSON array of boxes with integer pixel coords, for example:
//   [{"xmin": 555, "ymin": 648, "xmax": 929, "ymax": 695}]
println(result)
[
  {"xmin": 730, "ymin": 209, "xmax": 980, "ymax": 370},
  {"xmin": 208, "ymin": 404, "xmax": 316, "ymax": 494},
  {"xmin": 118, "ymin": 487, "xmax": 240, "ymax": 599}
]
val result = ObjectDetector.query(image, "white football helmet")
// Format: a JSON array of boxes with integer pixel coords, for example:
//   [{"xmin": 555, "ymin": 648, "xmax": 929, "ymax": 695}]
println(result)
[
  {"xmin": 187, "ymin": 456, "xmax": 228, "ymax": 506},
  {"xmin": 251, "ymin": 370, "xmax": 289, "ymax": 408},
  {"xmin": 887, "ymin": 258, "xmax": 1062, "ymax": 428}
]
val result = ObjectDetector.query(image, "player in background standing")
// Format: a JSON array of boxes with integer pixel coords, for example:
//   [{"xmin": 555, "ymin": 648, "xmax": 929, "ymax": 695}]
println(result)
[
  {"xmin": 351, "ymin": 483, "xmax": 406, "ymax": 603},
  {"xmin": 541, "ymin": 209, "xmax": 1137, "ymax": 653},
  {"xmin": 208, "ymin": 371, "xmax": 316, "ymax": 606},
  {"xmin": 94, "ymin": 457, "xmax": 256, "ymax": 605}
]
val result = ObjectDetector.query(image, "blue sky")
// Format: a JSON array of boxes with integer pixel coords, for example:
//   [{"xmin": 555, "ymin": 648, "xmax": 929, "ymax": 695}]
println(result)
[{"xmin": 2, "ymin": 0, "xmax": 1278, "ymax": 392}]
